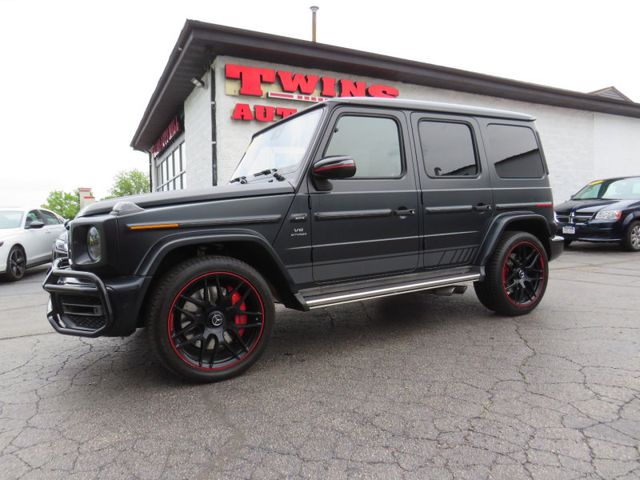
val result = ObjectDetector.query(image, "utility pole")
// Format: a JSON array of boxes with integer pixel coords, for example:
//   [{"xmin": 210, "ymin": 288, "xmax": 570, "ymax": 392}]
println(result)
[{"xmin": 310, "ymin": 6, "xmax": 319, "ymax": 42}]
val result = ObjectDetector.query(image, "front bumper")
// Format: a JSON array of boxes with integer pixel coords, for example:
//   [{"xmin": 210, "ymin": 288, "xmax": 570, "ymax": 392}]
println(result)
[
  {"xmin": 556, "ymin": 221, "xmax": 623, "ymax": 243},
  {"xmin": 43, "ymin": 258, "xmax": 149, "ymax": 337}
]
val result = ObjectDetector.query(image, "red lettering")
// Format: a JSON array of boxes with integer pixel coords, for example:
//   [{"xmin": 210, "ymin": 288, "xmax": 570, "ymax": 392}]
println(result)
[
  {"xmin": 255, "ymin": 105, "xmax": 275, "ymax": 122},
  {"xmin": 277, "ymin": 71, "xmax": 319, "ymax": 94},
  {"xmin": 367, "ymin": 84, "xmax": 399, "ymax": 98},
  {"xmin": 339, "ymin": 80, "xmax": 367, "ymax": 97},
  {"xmin": 276, "ymin": 107, "xmax": 298, "ymax": 119},
  {"xmin": 321, "ymin": 77, "xmax": 337, "ymax": 97},
  {"xmin": 225, "ymin": 64, "xmax": 275, "ymax": 97},
  {"xmin": 231, "ymin": 103, "xmax": 254, "ymax": 121}
]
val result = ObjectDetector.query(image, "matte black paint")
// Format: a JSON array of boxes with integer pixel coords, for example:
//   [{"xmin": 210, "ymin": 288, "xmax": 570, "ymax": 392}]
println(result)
[{"xmin": 45, "ymin": 98, "xmax": 561, "ymax": 337}]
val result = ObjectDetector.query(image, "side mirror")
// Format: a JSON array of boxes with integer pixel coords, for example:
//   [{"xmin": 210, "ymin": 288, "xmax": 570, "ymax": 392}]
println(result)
[
  {"xmin": 26, "ymin": 220, "xmax": 45, "ymax": 229},
  {"xmin": 312, "ymin": 156, "xmax": 356, "ymax": 180}
]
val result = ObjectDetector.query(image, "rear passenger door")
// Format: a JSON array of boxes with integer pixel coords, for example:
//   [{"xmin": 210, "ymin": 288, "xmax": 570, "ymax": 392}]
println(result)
[{"xmin": 412, "ymin": 113, "xmax": 494, "ymax": 268}]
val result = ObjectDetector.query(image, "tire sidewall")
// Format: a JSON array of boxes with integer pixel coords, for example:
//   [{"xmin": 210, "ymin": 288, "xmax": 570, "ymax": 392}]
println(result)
[
  {"xmin": 624, "ymin": 221, "xmax": 640, "ymax": 252},
  {"xmin": 5, "ymin": 246, "xmax": 26, "ymax": 281},
  {"xmin": 148, "ymin": 256, "xmax": 275, "ymax": 382}
]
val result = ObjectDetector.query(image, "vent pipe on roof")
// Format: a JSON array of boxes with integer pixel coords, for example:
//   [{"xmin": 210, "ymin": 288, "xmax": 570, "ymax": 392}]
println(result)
[{"xmin": 310, "ymin": 6, "xmax": 319, "ymax": 42}]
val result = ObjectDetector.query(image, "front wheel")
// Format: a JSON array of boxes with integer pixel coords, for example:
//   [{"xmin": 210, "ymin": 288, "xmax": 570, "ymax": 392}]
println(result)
[
  {"xmin": 622, "ymin": 221, "xmax": 640, "ymax": 252},
  {"xmin": 146, "ymin": 255, "xmax": 274, "ymax": 382},
  {"xmin": 474, "ymin": 232, "xmax": 549, "ymax": 316},
  {"xmin": 4, "ymin": 246, "xmax": 26, "ymax": 281}
]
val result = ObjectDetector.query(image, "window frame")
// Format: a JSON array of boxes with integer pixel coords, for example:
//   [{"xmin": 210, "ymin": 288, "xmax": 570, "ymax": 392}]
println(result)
[
  {"xmin": 321, "ymin": 112, "xmax": 407, "ymax": 180},
  {"xmin": 486, "ymin": 123, "xmax": 547, "ymax": 180},
  {"xmin": 417, "ymin": 118, "xmax": 482, "ymax": 180},
  {"xmin": 155, "ymin": 137, "xmax": 186, "ymax": 192}
]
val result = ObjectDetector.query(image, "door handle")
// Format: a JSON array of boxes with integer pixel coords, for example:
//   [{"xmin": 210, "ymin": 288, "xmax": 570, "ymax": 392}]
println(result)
[
  {"xmin": 473, "ymin": 203, "xmax": 492, "ymax": 212},
  {"xmin": 394, "ymin": 208, "xmax": 416, "ymax": 217}
]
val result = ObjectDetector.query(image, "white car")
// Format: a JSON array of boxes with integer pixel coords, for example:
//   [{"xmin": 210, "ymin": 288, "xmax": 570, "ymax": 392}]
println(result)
[{"xmin": 0, "ymin": 208, "xmax": 66, "ymax": 281}]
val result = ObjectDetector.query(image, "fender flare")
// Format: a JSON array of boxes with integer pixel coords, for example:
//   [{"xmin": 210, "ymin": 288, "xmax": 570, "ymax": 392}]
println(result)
[
  {"xmin": 621, "ymin": 210, "xmax": 640, "ymax": 230},
  {"xmin": 135, "ymin": 229, "xmax": 296, "ymax": 288},
  {"xmin": 475, "ymin": 212, "xmax": 553, "ymax": 266}
]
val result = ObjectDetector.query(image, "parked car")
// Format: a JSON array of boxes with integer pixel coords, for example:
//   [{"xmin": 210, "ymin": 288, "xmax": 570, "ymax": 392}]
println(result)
[
  {"xmin": 52, "ymin": 230, "xmax": 69, "ymax": 260},
  {"xmin": 0, "ymin": 208, "xmax": 66, "ymax": 281},
  {"xmin": 44, "ymin": 98, "xmax": 563, "ymax": 382},
  {"xmin": 555, "ymin": 176, "xmax": 640, "ymax": 251}
]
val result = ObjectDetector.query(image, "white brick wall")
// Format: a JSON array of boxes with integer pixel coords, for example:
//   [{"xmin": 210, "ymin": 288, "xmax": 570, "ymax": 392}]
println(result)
[
  {"xmin": 190, "ymin": 55, "xmax": 640, "ymax": 203},
  {"xmin": 184, "ymin": 69, "xmax": 213, "ymax": 189}
]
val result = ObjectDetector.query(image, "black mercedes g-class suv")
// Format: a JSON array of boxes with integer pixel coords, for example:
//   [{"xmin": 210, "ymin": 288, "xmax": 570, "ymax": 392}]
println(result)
[{"xmin": 44, "ymin": 98, "xmax": 563, "ymax": 382}]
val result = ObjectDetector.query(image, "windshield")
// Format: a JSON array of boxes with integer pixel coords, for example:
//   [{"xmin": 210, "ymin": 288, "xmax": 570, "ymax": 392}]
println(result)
[
  {"xmin": 0, "ymin": 211, "xmax": 23, "ymax": 229},
  {"xmin": 573, "ymin": 178, "xmax": 640, "ymax": 200},
  {"xmin": 231, "ymin": 107, "xmax": 323, "ymax": 181}
]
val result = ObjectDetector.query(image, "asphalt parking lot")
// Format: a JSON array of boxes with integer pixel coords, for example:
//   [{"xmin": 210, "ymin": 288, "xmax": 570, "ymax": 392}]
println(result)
[{"xmin": 0, "ymin": 245, "xmax": 639, "ymax": 480}]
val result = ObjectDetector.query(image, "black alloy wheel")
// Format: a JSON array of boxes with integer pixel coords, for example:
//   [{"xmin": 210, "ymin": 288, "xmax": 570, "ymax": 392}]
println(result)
[
  {"xmin": 475, "ymin": 231, "xmax": 549, "ymax": 316},
  {"xmin": 147, "ymin": 256, "xmax": 274, "ymax": 382},
  {"xmin": 5, "ymin": 246, "xmax": 26, "ymax": 281}
]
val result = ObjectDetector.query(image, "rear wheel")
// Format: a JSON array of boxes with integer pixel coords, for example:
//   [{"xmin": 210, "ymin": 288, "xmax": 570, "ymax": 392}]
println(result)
[
  {"xmin": 146, "ymin": 255, "xmax": 274, "ymax": 382},
  {"xmin": 4, "ymin": 246, "xmax": 26, "ymax": 281},
  {"xmin": 622, "ymin": 221, "xmax": 640, "ymax": 251},
  {"xmin": 474, "ymin": 232, "xmax": 549, "ymax": 316}
]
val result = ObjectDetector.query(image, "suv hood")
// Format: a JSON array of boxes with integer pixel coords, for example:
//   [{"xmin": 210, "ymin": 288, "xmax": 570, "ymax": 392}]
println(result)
[
  {"xmin": 78, "ymin": 181, "xmax": 294, "ymax": 217},
  {"xmin": 555, "ymin": 198, "xmax": 639, "ymax": 214}
]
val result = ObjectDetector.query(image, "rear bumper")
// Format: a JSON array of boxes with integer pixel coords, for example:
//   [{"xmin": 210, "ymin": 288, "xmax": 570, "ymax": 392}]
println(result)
[
  {"xmin": 43, "ymin": 258, "xmax": 149, "ymax": 337},
  {"xmin": 549, "ymin": 235, "xmax": 564, "ymax": 261}
]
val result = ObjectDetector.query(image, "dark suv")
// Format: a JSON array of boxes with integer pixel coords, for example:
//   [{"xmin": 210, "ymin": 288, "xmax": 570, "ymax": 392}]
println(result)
[
  {"xmin": 44, "ymin": 98, "xmax": 563, "ymax": 382},
  {"xmin": 555, "ymin": 176, "xmax": 640, "ymax": 251}
]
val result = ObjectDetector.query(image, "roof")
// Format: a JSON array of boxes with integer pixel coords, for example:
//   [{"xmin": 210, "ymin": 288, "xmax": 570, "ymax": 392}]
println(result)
[
  {"xmin": 589, "ymin": 86, "xmax": 633, "ymax": 103},
  {"xmin": 131, "ymin": 20, "xmax": 640, "ymax": 151},
  {"xmin": 323, "ymin": 97, "xmax": 535, "ymax": 121}
]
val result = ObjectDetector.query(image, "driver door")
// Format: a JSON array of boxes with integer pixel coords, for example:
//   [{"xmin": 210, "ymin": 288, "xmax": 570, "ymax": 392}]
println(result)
[{"xmin": 22, "ymin": 210, "xmax": 50, "ymax": 264}]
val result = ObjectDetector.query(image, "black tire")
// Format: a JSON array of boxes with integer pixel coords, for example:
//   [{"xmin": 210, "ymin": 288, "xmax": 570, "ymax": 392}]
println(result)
[
  {"xmin": 563, "ymin": 239, "xmax": 573, "ymax": 248},
  {"xmin": 474, "ymin": 231, "xmax": 549, "ymax": 316},
  {"xmin": 4, "ymin": 246, "xmax": 26, "ymax": 281},
  {"xmin": 146, "ymin": 255, "xmax": 275, "ymax": 382},
  {"xmin": 622, "ymin": 221, "xmax": 640, "ymax": 252}
]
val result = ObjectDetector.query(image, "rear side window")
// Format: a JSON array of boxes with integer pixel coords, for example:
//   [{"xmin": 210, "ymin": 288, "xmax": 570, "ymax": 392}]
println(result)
[
  {"xmin": 487, "ymin": 124, "xmax": 545, "ymax": 178},
  {"xmin": 418, "ymin": 121, "xmax": 478, "ymax": 177},
  {"xmin": 324, "ymin": 115, "xmax": 402, "ymax": 178}
]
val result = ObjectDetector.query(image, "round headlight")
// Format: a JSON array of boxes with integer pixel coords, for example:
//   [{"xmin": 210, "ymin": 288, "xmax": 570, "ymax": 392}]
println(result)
[{"xmin": 87, "ymin": 227, "xmax": 102, "ymax": 262}]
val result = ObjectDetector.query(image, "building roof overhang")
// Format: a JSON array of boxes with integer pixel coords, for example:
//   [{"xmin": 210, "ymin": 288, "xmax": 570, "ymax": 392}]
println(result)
[{"xmin": 131, "ymin": 20, "xmax": 640, "ymax": 151}]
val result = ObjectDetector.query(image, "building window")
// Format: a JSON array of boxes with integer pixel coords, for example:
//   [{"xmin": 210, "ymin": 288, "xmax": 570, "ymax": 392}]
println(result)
[{"xmin": 155, "ymin": 141, "xmax": 186, "ymax": 191}]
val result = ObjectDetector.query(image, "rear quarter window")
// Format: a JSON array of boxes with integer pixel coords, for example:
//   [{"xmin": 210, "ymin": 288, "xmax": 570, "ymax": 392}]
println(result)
[{"xmin": 486, "ymin": 124, "xmax": 545, "ymax": 178}]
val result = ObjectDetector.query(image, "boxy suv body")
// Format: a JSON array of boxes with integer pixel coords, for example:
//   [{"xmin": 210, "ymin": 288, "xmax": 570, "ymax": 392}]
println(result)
[{"xmin": 44, "ymin": 98, "xmax": 563, "ymax": 382}]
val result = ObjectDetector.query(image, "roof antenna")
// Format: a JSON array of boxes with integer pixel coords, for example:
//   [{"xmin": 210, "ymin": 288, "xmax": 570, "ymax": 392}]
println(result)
[{"xmin": 310, "ymin": 6, "xmax": 319, "ymax": 42}]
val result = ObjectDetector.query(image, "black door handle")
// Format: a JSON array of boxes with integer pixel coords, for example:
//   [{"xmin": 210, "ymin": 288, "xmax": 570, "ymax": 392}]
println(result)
[
  {"xmin": 394, "ymin": 208, "xmax": 416, "ymax": 217},
  {"xmin": 473, "ymin": 203, "xmax": 492, "ymax": 212}
]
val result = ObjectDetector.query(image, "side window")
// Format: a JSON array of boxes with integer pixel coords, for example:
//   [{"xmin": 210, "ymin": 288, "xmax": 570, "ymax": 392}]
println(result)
[
  {"xmin": 39, "ymin": 210, "xmax": 61, "ymax": 225},
  {"xmin": 324, "ymin": 115, "xmax": 402, "ymax": 178},
  {"xmin": 486, "ymin": 124, "xmax": 545, "ymax": 178},
  {"xmin": 418, "ymin": 121, "xmax": 478, "ymax": 177},
  {"xmin": 25, "ymin": 210, "xmax": 41, "ymax": 227}
]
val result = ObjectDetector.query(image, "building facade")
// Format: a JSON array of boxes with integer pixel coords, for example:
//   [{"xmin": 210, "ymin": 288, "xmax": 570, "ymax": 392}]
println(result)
[{"xmin": 132, "ymin": 21, "xmax": 640, "ymax": 203}]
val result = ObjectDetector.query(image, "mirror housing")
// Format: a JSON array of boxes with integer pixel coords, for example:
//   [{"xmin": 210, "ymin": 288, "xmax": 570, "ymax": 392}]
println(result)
[
  {"xmin": 26, "ymin": 220, "xmax": 45, "ymax": 229},
  {"xmin": 312, "ymin": 156, "xmax": 356, "ymax": 180}
]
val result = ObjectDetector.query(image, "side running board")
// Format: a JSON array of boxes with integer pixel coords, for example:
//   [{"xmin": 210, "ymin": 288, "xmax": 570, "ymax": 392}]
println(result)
[{"xmin": 298, "ymin": 273, "xmax": 481, "ymax": 310}]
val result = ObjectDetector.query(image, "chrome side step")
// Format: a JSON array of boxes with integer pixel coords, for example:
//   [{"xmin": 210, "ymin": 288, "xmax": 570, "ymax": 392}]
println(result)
[{"xmin": 302, "ymin": 273, "xmax": 481, "ymax": 309}]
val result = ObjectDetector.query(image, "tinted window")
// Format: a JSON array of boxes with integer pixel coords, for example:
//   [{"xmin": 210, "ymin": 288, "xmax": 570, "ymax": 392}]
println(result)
[
  {"xmin": 324, "ymin": 116, "xmax": 402, "ymax": 178},
  {"xmin": 40, "ymin": 210, "xmax": 61, "ymax": 225},
  {"xmin": 418, "ymin": 121, "xmax": 478, "ymax": 177},
  {"xmin": 487, "ymin": 125, "xmax": 545, "ymax": 178}
]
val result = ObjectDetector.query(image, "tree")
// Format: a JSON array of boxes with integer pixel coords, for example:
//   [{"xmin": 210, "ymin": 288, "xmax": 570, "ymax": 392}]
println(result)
[
  {"xmin": 42, "ymin": 190, "xmax": 80, "ymax": 220},
  {"xmin": 106, "ymin": 169, "xmax": 150, "ymax": 199}
]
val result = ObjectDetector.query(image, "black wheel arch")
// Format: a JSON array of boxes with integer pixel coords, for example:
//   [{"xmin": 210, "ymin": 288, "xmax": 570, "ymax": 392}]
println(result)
[
  {"xmin": 135, "ymin": 232, "xmax": 301, "ymax": 327},
  {"xmin": 476, "ymin": 212, "xmax": 554, "ymax": 267}
]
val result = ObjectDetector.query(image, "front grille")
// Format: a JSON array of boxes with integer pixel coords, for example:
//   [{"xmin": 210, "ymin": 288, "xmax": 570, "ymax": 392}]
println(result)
[
  {"xmin": 64, "ymin": 313, "xmax": 107, "ymax": 330},
  {"xmin": 556, "ymin": 214, "xmax": 569, "ymax": 223},
  {"xmin": 55, "ymin": 294, "xmax": 108, "ymax": 332},
  {"xmin": 572, "ymin": 213, "xmax": 593, "ymax": 223}
]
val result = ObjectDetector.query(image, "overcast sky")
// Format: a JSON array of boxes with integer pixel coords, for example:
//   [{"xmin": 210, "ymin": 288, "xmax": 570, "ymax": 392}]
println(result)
[{"xmin": 1, "ymin": 0, "xmax": 638, "ymax": 207}]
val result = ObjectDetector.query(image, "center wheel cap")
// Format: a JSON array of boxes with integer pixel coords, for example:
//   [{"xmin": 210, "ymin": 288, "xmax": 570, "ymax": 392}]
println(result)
[{"xmin": 208, "ymin": 311, "xmax": 225, "ymax": 327}]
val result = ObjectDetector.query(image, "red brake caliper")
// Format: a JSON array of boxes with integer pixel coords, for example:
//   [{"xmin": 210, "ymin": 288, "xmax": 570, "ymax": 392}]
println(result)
[{"xmin": 230, "ymin": 289, "xmax": 247, "ymax": 337}]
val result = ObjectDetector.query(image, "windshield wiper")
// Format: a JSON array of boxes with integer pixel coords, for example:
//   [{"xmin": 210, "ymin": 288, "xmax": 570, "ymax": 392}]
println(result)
[
  {"xmin": 252, "ymin": 168, "xmax": 285, "ymax": 181},
  {"xmin": 230, "ymin": 176, "xmax": 248, "ymax": 184}
]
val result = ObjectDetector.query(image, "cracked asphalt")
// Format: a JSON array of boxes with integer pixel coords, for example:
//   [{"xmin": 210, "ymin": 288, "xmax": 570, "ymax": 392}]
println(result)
[{"xmin": 0, "ymin": 245, "xmax": 639, "ymax": 479}]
